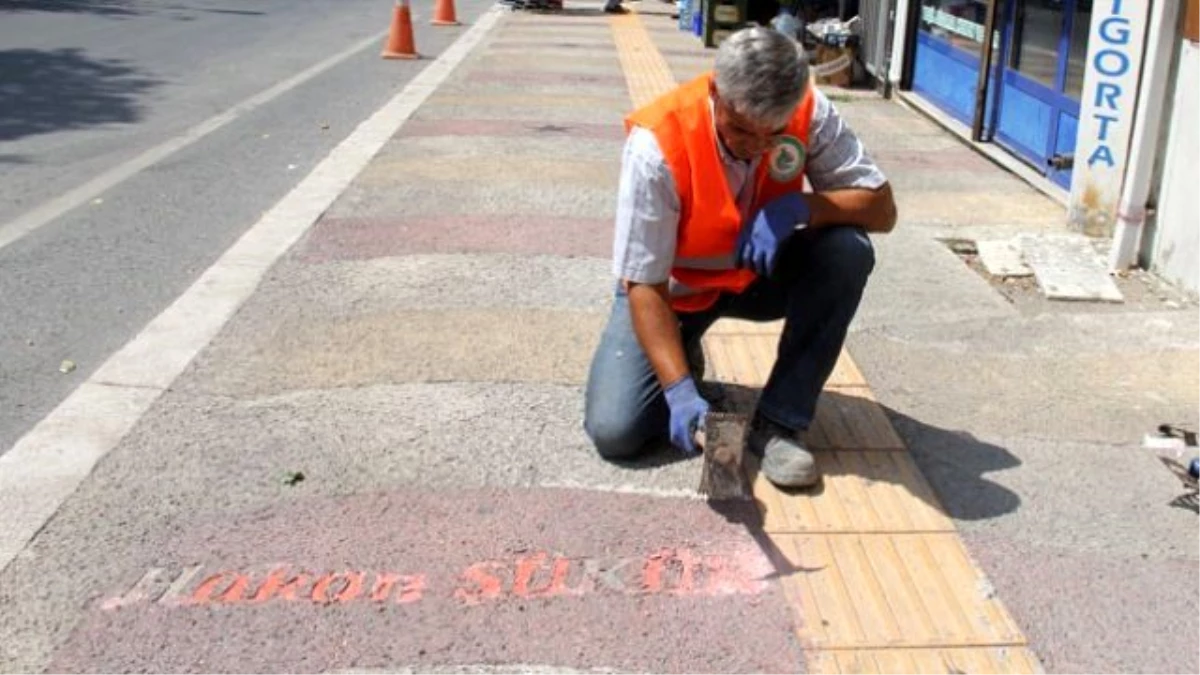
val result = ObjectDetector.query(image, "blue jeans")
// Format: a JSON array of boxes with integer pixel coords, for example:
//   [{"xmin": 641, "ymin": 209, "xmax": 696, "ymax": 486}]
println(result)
[{"xmin": 583, "ymin": 225, "xmax": 875, "ymax": 460}]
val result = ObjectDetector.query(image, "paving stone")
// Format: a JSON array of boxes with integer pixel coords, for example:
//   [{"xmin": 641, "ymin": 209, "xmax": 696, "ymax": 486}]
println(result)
[
  {"xmin": 1020, "ymin": 234, "xmax": 1123, "ymax": 302},
  {"xmin": 977, "ymin": 239, "xmax": 1033, "ymax": 277}
]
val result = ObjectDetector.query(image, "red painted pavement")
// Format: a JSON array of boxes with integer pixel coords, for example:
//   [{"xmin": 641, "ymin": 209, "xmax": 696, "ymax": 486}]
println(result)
[
  {"xmin": 51, "ymin": 489, "xmax": 805, "ymax": 673},
  {"xmin": 295, "ymin": 215, "xmax": 612, "ymax": 262}
]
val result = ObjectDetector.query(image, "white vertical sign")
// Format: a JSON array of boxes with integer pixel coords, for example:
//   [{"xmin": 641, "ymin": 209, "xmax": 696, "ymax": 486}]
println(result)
[
  {"xmin": 888, "ymin": 0, "xmax": 911, "ymax": 86},
  {"xmin": 1068, "ymin": 0, "xmax": 1150, "ymax": 236}
]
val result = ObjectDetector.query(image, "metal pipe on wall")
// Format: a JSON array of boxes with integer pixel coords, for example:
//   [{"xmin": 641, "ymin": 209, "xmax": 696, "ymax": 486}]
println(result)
[{"xmin": 1108, "ymin": 0, "xmax": 1182, "ymax": 271}]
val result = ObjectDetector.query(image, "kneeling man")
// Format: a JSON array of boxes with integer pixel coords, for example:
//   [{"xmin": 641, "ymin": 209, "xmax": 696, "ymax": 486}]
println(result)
[{"xmin": 584, "ymin": 27, "xmax": 897, "ymax": 487}]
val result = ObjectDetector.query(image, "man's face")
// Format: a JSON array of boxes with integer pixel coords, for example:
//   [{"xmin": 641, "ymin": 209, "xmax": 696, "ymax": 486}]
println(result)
[{"xmin": 711, "ymin": 86, "xmax": 790, "ymax": 161}]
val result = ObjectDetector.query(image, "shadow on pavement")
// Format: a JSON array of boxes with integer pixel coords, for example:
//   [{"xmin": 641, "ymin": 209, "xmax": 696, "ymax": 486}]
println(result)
[
  {"xmin": 608, "ymin": 443, "xmax": 692, "ymax": 469},
  {"xmin": 196, "ymin": 7, "xmax": 265, "ymax": 16},
  {"xmin": 1169, "ymin": 492, "xmax": 1199, "ymax": 514},
  {"xmin": 0, "ymin": 1, "xmax": 266, "ymax": 18},
  {"xmin": 596, "ymin": 381, "xmax": 1023, "ymax": 523},
  {"xmin": 705, "ymin": 384, "xmax": 1023, "ymax": 522},
  {"xmin": 879, "ymin": 401, "xmax": 1023, "ymax": 522},
  {"xmin": 694, "ymin": 387, "xmax": 1025, "ymax": 594},
  {"xmin": 0, "ymin": 0, "xmax": 140, "ymax": 16},
  {"xmin": 706, "ymin": 497, "xmax": 822, "ymax": 580},
  {"xmin": 595, "ymin": 381, "xmax": 1024, "ymax": 587},
  {"xmin": 0, "ymin": 48, "xmax": 160, "ymax": 141}
]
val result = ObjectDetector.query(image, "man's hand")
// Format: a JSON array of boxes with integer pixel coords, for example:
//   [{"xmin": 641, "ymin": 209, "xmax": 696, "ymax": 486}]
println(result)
[
  {"xmin": 736, "ymin": 192, "xmax": 811, "ymax": 275},
  {"xmin": 663, "ymin": 375, "xmax": 709, "ymax": 454}
]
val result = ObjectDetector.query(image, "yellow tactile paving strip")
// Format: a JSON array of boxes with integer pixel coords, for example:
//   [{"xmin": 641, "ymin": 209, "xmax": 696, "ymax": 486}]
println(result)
[
  {"xmin": 610, "ymin": 13, "xmax": 677, "ymax": 108},
  {"xmin": 607, "ymin": 10, "xmax": 1042, "ymax": 673}
]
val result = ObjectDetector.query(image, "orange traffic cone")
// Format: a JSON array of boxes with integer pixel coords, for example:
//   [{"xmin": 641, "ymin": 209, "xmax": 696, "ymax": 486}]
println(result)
[
  {"xmin": 431, "ymin": 0, "xmax": 459, "ymax": 26},
  {"xmin": 381, "ymin": 0, "xmax": 418, "ymax": 60}
]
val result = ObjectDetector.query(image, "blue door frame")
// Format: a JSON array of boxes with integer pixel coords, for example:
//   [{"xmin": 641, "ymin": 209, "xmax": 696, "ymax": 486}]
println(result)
[
  {"xmin": 911, "ymin": 0, "xmax": 1085, "ymax": 189},
  {"xmin": 912, "ymin": 29, "xmax": 988, "ymax": 127},
  {"xmin": 988, "ymin": 0, "xmax": 1083, "ymax": 188}
]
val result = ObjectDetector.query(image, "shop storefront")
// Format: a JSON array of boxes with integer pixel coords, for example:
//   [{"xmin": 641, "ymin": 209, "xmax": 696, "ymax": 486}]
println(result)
[
  {"xmin": 886, "ymin": 0, "xmax": 1197, "ymax": 290},
  {"xmin": 910, "ymin": 0, "xmax": 1092, "ymax": 188}
]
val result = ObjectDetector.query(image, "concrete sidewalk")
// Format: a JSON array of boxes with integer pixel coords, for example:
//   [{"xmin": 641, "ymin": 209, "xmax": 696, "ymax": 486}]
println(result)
[{"xmin": 1, "ymin": 2, "xmax": 1196, "ymax": 673}]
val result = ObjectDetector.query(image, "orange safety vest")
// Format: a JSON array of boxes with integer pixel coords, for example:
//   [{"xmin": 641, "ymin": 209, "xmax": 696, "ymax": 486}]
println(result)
[{"xmin": 625, "ymin": 72, "xmax": 815, "ymax": 313}]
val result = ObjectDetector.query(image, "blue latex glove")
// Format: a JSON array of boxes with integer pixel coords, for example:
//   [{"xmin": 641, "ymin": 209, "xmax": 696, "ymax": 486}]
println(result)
[
  {"xmin": 735, "ymin": 192, "xmax": 811, "ymax": 275},
  {"xmin": 663, "ymin": 375, "xmax": 709, "ymax": 455}
]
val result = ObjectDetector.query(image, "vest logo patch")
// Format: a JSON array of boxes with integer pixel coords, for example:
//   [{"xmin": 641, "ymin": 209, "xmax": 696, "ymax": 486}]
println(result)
[{"xmin": 768, "ymin": 136, "xmax": 805, "ymax": 182}]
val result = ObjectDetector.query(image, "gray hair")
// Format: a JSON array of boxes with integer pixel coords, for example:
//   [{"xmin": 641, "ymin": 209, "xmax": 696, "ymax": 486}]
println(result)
[{"xmin": 713, "ymin": 27, "xmax": 809, "ymax": 128}]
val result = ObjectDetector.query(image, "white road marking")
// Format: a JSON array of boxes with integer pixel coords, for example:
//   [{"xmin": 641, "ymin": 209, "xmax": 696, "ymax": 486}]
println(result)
[
  {"xmin": 538, "ymin": 480, "xmax": 705, "ymax": 500},
  {"xmin": 0, "ymin": 8, "xmax": 505, "ymax": 574},
  {"xmin": 0, "ymin": 20, "xmax": 413, "ymax": 252}
]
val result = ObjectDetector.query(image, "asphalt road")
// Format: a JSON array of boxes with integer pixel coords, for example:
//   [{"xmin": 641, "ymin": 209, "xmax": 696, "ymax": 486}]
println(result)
[{"xmin": 0, "ymin": 0, "xmax": 490, "ymax": 455}]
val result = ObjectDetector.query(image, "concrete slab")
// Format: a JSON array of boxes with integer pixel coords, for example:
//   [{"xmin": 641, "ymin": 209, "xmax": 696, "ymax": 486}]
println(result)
[
  {"xmin": 355, "ymin": 156, "xmax": 620, "ymax": 190},
  {"xmin": 871, "ymin": 148, "xmax": 1006, "ymax": 173},
  {"xmin": 962, "ymin": 531, "xmax": 1198, "ymax": 674},
  {"xmin": 856, "ymin": 309, "xmax": 1198, "ymax": 356},
  {"xmin": 848, "ymin": 332, "xmax": 1198, "ymax": 447},
  {"xmin": 893, "ymin": 190, "xmax": 1064, "ymax": 229},
  {"xmin": 1020, "ymin": 234, "xmax": 1124, "ymax": 302},
  {"xmin": 900, "ymin": 430, "xmax": 1198, "ymax": 557},
  {"xmin": 470, "ymin": 48, "xmax": 622, "ymax": 64},
  {"xmin": 183, "ymin": 307, "xmax": 606, "ymax": 395},
  {"xmin": 458, "ymin": 70, "xmax": 627, "ymax": 88},
  {"xmin": 260, "ymin": 381, "xmax": 675, "ymax": 489},
  {"xmin": 373, "ymin": 135, "xmax": 624, "ymax": 163},
  {"xmin": 268, "ymin": 255, "xmax": 613, "ymax": 312},
  {"xmin": 668, "ymin": 63, "xmax": 711, "ymax": 84},
  {"xmin": 413, "ymin": 102, "xmax": 626, "ymax": 125},
  {"xmin": 425, "ymin": 92, "xmax": 631, "ymax": 112},
  {"xmin": 853, "ymin": 228, "xmax": 1015, "ymax": 333},
  {"xmin": 322, "ymin": 181, "xmax": 615, "ymax": 221},
  {"xmin": 915, "ymin": 222, "xmax": 1066, "ymax": 244},
  {"xmin": 977, "ymin": 239, "xmax": 1033, "ymax": 277},
  {"xmin": 462, "ymin": 58, "xmax": 627, "ymax": 77},
  {"xmin": 849, "ymin": 125, "xmax": 974, "ymax": 153},
  {"xmin": 296, "ymin": 214, "xmax": 613, "ymax": 260},
  {"xmin": 501, "ymin": 19, "xmax": 612, "ymax": 28},
  {"xmin": 395, "ymin": 119, "xmax": 625, "ymax": 142},
  {"xmin": 496, "ymin": 26, "xmax": 619, "ymax": 38},
  {"xmin": 436, "ymin": 80, "xmax": 628, "ymax": 99},
  {"xmin": 880, "ymin": 166, "xmax": 1047, "ymax": 196},
  {"xmin": 487, "ymin": 38, "xmax": 618, "ymax": 50}
]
